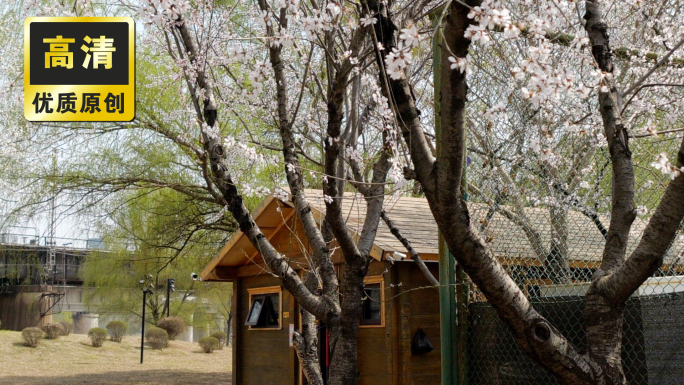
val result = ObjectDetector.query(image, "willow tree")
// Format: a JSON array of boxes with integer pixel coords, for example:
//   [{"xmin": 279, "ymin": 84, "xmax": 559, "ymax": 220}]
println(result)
[{"xmin": 80, "ymin": 189, "xmax": 233, "ymax": 328}]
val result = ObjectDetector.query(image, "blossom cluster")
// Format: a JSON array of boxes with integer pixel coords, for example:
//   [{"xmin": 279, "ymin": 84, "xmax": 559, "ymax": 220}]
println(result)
[
  {"xmin": 651, "ymin": 153, "xmax": 684, "ymax": 180},
  {"xmin": 301, "ymin": 3, "xmax": 344, "ymax": 38},
  {"xmin": 245, "ymin": 60, "xmax": 272, "ymax": 98},
  {"xmin": 465, "ymin": 0, "xmax": 520, "ymax": 44},
  {"xmin": 137, "ymin": 0, "xmax": 190, "ymax": 26},
  {"xmin": 513, "ymin": 44, "xmax": 586, "ymax": 106},
  {"xmin": 385, "ymin": 23, "xmax": 420, "ymax": 80}
]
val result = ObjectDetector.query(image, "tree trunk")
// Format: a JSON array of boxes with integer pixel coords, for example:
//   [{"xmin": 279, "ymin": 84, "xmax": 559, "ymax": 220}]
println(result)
[
  {"xmin": 294, "ymin": 308, "xmax": 324, "ymax": 385},
  {"xmin": 327, "ymin": 259, "xmax": 368, "ymax": 385},
  {"xmin": 581, "ymin": 2, "xmax": 634, "ymax": 383},
  {"xmin": 294, "ymin": 272, "xmax": 324, "ymax": 385},
  {"xmin": 584, "ymin": 288, "xmax": 626, "ymax": 384}
]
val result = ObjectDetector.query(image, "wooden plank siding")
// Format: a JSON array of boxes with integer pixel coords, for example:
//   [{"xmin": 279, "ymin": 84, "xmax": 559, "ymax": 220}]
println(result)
[
  {"xmin": 357, "ymin": 260, "xmax": 393, "ymax": 385},
  {"xmin": 232, "ymin": 278, "xmax": 240, "ymax": 385},
  {"xmin": 396, "ymin": 262, "xmax": 442, "ymax": 385},
  {"xmin": 231, "ymin": 260, "xmax": 442, "ymax": 385},
  {"xmin": 235, "ymin": 274, "xmax": 299, "ymax": 385}
]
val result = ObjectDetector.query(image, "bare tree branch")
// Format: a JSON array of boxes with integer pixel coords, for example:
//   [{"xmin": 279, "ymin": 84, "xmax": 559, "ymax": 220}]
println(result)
[{"xmin": 380, "ymin": 211, "xmax": 439, "ymax": 287}]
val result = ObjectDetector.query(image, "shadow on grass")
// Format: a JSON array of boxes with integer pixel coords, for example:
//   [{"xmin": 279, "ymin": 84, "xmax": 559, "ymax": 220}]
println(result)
[{"xmin": 0, "ymin": 369, "xmax": 232, "ymax": 384}]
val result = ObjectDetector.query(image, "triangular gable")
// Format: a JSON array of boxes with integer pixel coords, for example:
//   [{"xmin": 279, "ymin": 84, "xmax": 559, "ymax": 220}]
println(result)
[{"xmin": 200, "ymin": 191, "xmax": 406, "ymax": 281}]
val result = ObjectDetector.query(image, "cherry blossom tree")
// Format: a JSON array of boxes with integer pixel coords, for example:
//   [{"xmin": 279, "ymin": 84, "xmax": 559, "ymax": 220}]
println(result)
[{"xmin": 366, "ymin": 0, "xmax": 684, "ymax": 384}]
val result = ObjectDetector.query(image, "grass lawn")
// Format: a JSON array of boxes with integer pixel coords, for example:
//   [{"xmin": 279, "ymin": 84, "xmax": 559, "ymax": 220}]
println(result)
[{"xmin": 0, "ymin": 330, "xmax": 231, "ymax": 384}]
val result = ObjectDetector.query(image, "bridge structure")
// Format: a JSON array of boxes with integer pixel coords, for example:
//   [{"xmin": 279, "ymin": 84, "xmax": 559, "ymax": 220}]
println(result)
[
  {"xmin": 0, "ymin": 232, "xmax": 101, "ymax": 331},
  {"xmin": 0, "ymin": 232, "xmax": 227, "ymax": 340}
]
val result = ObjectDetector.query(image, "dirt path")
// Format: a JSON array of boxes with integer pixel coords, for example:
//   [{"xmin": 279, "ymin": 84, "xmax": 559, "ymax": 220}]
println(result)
[{"xmin": 0, "ymin": 331, "xmax": 231, "ymax": 384}]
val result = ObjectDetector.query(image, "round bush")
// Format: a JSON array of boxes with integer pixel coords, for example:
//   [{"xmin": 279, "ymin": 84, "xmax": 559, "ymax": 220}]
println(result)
[
  {"xmin": 211, "ymin": 331, "xmax": 227, "ymax": 350},
  {"xmin": 59, "ymin": 321, "xmax": 73, "ymax": 336},
  {"xmin": 106, "ymin": 320, "xmax": 127, "ymax": 343},
  {"xmin": 88, "ymin": 327, "xmax": 107, "ymax": 347},
  {"xmin": 156, "ymin": 316, "xmax": 186, "ymax": 340},
  {"xmin": 145, "ymin": 327, "xmax": 169, "ymax": 349},
  {"xmin": 42, "ymin": 323, "xmax": 65, "ymax": 339},
  {"xmin": 21, "ymin": 327, "xmax": 44, "ymax": 347},
  {"xmin": 199, "ymin": 336, "xmax": 219, "ymax": 353}
]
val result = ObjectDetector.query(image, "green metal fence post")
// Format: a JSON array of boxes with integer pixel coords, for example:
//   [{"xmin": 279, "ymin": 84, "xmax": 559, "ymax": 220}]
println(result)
[{"xmin": 432, "ymin": 8, "xmax": 459, "ymax": 385}]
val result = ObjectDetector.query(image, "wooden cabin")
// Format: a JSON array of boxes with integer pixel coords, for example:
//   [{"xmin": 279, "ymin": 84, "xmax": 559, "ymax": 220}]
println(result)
[
  {"xmin": 200, "ymin": 190, "xmax": 684, "ymax": 385},
  {"xmin": 201, "ymin": 191, "xmax": 443, "ymax": 385}
]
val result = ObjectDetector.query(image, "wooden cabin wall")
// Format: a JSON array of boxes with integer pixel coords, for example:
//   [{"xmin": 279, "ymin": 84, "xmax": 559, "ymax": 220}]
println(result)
[
  {"xmin": 354, "ymin": 260, "xmax": 394, "ymax": 385},
  {"xmin": 233, "ymin": 274, "xmax": 299, "ymax": 385},
  {"xmin": 267, "ymin": 214, "xmax": 309, "ymax": 262},
  {"xmin": 393, "ymin": 261, "xmax": 442, "ymax": 385},
  {"xmin": 232, "ymin": 259, "xmax": 441, "ymax": 385}
]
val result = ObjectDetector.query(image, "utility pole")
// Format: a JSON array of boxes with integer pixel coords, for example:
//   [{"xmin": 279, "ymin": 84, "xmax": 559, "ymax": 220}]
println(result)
[{"xmin": 47, "ymin": 148, "xmax": 58, "ymax": 286}]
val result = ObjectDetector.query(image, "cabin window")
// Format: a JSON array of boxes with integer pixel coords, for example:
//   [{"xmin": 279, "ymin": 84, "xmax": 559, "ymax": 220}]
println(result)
[
  {"xmin": 360, "ymin": 276, "xmax": 385, "ymax": 327},
  {"xmin": 246, "ymin": 286, "xmax": 282, "ymax": 330}
]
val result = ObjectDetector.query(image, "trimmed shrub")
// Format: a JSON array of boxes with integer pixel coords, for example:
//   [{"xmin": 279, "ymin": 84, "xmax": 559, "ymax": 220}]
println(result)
[
  {"xmin": 88, "ymin": 327, "xmax": 107, "ymax": 347},
  {"xmin": 42, "ymin": 323, "xmax": 65, "ymax": 339},
  {"xmin": 59, "ymin": 321, "xmax": 73, "ymax": 336},
  {"xmin": 199, "ymin": 336, "xmax": 219, "ymax": 353},
  {"xmin": 22, "ymin": 327, "xmax": 44, "ymax": 347},
  {"xmin": 106, "ymin": 320, "xmax": 127, "ymax": 342},
  {"xmin": 145, "ymin": 327, "xmax": 168, "ymax": 349},
  {"xmin": 156, "ymin": 316, "xmax": 186, "ymax": 340},
  {"xmin": 211, "ymin": 331, "xmax": 227, "ymax": 350}
]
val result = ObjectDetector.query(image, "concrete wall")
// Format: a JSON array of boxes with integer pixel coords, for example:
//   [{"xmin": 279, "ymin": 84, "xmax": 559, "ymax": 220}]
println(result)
[{"xmin": 0, "ymin": 286, "xmax": 53, "ymax": 331}]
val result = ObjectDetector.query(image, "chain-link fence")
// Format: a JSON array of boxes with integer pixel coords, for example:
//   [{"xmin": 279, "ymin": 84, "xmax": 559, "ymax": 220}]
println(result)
[{"xmin": 464, "ymin": 131, "xmax": 684, "ymax": 384}]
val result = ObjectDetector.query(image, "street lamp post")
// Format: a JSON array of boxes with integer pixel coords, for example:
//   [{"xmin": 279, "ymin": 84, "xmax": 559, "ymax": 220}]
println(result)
[
  {"xmin": 141, "ymin": 285, "xmax": 153, "ymax": 364},
  {"xmin": 166, "ymin": 278, "xmax": 175, "ymax": 318}
]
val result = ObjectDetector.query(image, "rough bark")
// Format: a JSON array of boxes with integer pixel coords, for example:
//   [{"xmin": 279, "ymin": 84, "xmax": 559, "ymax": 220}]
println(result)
[
  {"xmin": 293, "ymin": 309, "xmax": 323, "ymax": 385},
  {"xmin": 250, "ymin": 4, "xmax": 363, "ymax": 383},
  {"xmin": 365, "ymin": 0, "xmax": 436, "ymax": 194},
  {"xmin": 582, "ymin": 2, "xmax": 636, "ymax": 382},
  {"xmin": 326, "ymin": 89, "xmax": 392, "ymax": 385},
  {"xmin": 322, "ymin": 27, "xmax": 369, "ymax": 260},
  {"xmin": 293, "ymin": 272, "xmax": 324, "ymax": 385},
  {"xmin": 434, "ymin": 2, "xmax": 603, "ymax": 380},
  {"xmin": 584, "ymin": 1, "xmax": 636, "ymax": 274}
]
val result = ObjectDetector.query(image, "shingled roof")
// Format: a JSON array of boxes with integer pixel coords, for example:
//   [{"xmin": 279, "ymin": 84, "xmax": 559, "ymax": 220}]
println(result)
[{"xmin": 200, "ymin": 189, "xmax": 684, "ymax": 281}]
